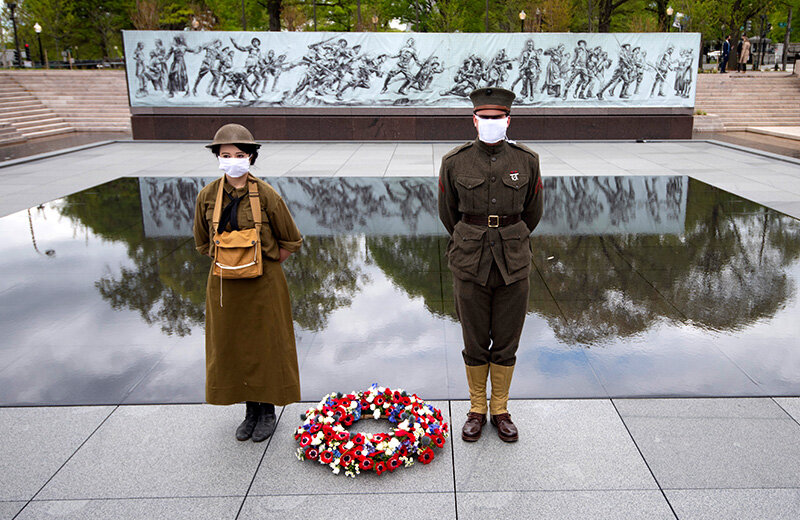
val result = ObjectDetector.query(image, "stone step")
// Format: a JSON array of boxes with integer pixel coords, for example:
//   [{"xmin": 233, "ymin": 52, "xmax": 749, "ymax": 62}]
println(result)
[
  {"xmin": 22, "ymin": 127, "xmax": 76, "ymax": 139},
  {"xmin": 14, "ymin": 119, "xmax": 70, "ymax": 135}
]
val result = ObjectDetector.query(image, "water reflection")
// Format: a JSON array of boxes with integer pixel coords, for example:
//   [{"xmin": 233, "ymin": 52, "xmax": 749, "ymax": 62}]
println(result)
[{"xmin": 1, "ymin": 175, "xmax": 799, "ymax": 405}]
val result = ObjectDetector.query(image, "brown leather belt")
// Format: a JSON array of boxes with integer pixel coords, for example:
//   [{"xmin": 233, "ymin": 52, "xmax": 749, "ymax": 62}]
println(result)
[{"xmin": 462, "ymin": 214, "xmax": 521, "ymax": 228}]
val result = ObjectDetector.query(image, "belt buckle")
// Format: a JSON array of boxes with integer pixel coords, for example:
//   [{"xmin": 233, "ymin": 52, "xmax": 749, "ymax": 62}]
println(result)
[{"xmin": 488, "ymin": 215, "xmax": 499, "ymax": 228}]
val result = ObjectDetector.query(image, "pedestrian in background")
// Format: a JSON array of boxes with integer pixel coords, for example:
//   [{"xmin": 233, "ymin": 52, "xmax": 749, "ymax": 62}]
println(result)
[
  {"xmin": 193, "ymin": 123, "xmax": 303, "ymax": 443},
  {"xmin": 738, "ymin": 36, "xmax": 751, "ymax": 73},
  {"xmin": 720, "ymin": 35, "xmax": 731, "ymax": 73},
  {"xmin": 438, "ymin": 87, "xmax": 544, "ymax": 444}
]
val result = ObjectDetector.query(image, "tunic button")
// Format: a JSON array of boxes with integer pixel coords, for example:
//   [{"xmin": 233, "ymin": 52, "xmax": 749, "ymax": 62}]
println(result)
[
  {"xmin": 491, "ymin": 176, "xmax": 496, "ymax": 182},
  {"xmin": 490, "ymin": 241, "xmax": 495, "ymax": 246},
  {"xmin": 491, "ymin": 157, "xmax": 497, "ymax": 162},
  {"xmin": 491, "ymin": 198, "xmax": 497, "ymax": 203}
]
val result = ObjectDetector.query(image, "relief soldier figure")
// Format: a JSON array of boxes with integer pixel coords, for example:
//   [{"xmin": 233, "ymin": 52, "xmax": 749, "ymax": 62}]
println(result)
[{"xmin": 438, "ymin": 87, "xmax": 544, "ymax": 443}]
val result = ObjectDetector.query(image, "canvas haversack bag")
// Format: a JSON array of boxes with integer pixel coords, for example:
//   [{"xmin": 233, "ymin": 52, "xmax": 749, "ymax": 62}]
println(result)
[{"xmin": 211, "ymin": 176, "xmax": 263, "ymax": 282}]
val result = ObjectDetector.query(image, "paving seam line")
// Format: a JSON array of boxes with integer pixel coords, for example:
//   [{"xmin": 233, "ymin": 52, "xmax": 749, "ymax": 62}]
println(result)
[
  {"xmin": 12, "ymin": 405, "xmax": 120, "ymax": 520},
  {"xmin": 234, "ymin": 405, "xmax": 284, "ymax": 520},
  {"xmin": 609, "ymin": 399, "xmax": 680, "ymax": 520}
]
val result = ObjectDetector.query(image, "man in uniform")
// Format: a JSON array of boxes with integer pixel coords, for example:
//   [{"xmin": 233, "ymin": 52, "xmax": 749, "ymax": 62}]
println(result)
[{"xmin": 438, "ymin": 87, "xmax": 544, "ymax": 443}]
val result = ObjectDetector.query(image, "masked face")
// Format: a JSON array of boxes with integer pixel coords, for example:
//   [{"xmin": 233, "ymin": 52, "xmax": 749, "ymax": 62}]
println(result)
[
  {"xmin": 474, "ymin": 113, "xmax": 509, "ymax": 144},
  {"xmin": 218, "ymin": 157, "xmax": 250, "ymax": 178}
]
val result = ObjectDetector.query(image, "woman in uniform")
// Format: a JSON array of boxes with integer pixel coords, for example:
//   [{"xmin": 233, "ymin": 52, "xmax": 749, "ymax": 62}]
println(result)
[{"xmin": 193, "ymin": 123, "xmax": 303, "ymax": 442}]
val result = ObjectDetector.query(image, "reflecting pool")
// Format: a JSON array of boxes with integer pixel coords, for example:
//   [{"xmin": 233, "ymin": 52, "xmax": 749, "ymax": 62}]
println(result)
[{"xmin": 2, "ymin": 176, "xmax": 799, "ymax": 406}]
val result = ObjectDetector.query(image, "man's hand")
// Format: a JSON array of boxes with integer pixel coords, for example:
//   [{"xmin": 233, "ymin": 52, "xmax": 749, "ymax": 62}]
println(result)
[{"xmin": 279, "ymin": 248, "xmax": 292, "ymax": 263}]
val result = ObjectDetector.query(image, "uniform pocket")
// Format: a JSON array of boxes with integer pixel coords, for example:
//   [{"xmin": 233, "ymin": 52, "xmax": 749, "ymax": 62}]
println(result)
[
  {"xmin": 455, "ymin": 176, "xmax": 485, "ymax": 214},
  {"xmin": 502, "ymin": 173, "xmax": 530, "ymax": 212},
  {"xmin": 499, "ymin": 220, "xmax": 531, "ymax": 275},
  {"xmin": 449, "ymin": 222, "xmax": 486, "ymax": 277}
]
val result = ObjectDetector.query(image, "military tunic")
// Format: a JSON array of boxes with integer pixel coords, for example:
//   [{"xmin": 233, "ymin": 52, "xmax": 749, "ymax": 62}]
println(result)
[
  {"xmin": 438, "ymin": 138, "xmax": 543, "ymax": 366},
  {"xmin": 193, "ymin": 176, "xmax": 303, "ymax": 406}
]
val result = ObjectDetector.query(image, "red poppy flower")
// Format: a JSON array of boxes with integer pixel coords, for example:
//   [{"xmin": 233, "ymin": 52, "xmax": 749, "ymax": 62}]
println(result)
[
  {"xmin": 342, "ymin": 415, "xmax": 354, "ymax": 426},
  {"xmin": 322, "ymin": 425, "xmax": 334, "ymax": 437},
  {"xmin": 309, "ymin": 424, "xmax": 321, "ymax": 434},
  {"xmin": 375, "ymin": 461, "xmax": 387, "ymax": 475},
  {"xmin": 359, "ymin": 458, "xmax": 374, "ymax": 470},
  {"xmin": 432, "ymin": 435, "xmax": 446, "ymax": 448},
  {"xmin": 419, "ymin": 448, "xmax": 435, "ymax": 465},
  {"xmin": 393, "ymin": 391, "xmax": 402, "ymax": 401},
  {"xmin": 335, "ymin": 430, "xmax": 350, "ymax": 441},
  {"xmin": 299, "ymin": 433, "xmax": 312, "ymax": 447},
  {"xmin": 340, "ymin": 451, "xmax": 356, "ymax": 466},
  {"xmin": 371, "ymin": 433, "xmax": 388, "ymax": 443},
  {"xmin": 398, "ymin": 445, "xmax": 409, "ymax": 457},
  {"xmin": 384, "ymin": 388, "xmax": 392, "ymax": 396},
  {"xmin": 320, "ymin": 450, "xmax": 334, "ymax": 464},
  {"xmin": 353, "ymin": 433, "xmax": 366, "ymax": 445},
  {"xmin": 387, "ymin": 455, "xmax": 402, "ymax": 472},
  {"xmin": 304, "ymin": 447, "xmax": 319, "ymax": 460},
  {"xmin": 374, "ymin": 395, "xmax": 385, "ymax": 407}
]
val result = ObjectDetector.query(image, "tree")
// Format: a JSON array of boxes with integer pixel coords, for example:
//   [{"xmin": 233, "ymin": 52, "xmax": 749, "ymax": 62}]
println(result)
[{"xmin": 597, "ymin": 0, "xmax": 633, "ymax": 31}]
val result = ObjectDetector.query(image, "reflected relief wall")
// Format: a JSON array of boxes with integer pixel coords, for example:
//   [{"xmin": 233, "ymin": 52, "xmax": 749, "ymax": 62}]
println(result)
[
  {"xmin": 140, "ymin": 176, "xmax": 687, "ymax": 238},
  {"xmin": 122, "ymin": 30, "xmax": 700, "ymax": 109}
]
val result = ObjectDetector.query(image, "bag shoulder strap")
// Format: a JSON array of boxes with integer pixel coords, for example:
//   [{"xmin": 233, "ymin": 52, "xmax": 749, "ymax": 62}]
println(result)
[
  {"xmin": 248, "ymin": 174, "xmax": 262, "ymax": 228},
  {"xmin": 211, "ymin": 176, "xmax": 225, "ymax": 231}
]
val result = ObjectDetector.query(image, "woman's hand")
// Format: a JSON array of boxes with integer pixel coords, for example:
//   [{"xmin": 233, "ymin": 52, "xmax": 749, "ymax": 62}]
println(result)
[{"xmin": 279, "ymin": 248, "xmax": 292, "ymax": 263}]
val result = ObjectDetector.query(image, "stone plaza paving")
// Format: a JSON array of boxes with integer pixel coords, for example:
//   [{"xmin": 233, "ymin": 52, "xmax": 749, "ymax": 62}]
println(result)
[{"xmin": 2, "ymin": 139, "xmax": 800, "ymax": 519}]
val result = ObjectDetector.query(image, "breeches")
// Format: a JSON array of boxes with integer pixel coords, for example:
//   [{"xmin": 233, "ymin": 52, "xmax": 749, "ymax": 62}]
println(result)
[{"xmin": 453, "ymin": 262, "xmax": 529, "ymax": 367}]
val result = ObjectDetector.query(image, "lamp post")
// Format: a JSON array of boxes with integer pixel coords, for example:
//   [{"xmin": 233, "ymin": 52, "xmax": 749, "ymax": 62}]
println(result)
[
  {"xmin": 519, "ymin": 10, "xmax": 526, "ymax": 32},
  {"xmin": 8, "ymin": 2, "xmax": 21, "ymax": 68},
  {"xmin": 372, "ymin": 14, "xmax": 378, "ymax": 31},
  {"xmin": 666, "ymin": 6, "xmax": 673, "ymax": 32},
  {"xmin": 34, "ymin": 22, "xmax": 44, "ymax": 68}
]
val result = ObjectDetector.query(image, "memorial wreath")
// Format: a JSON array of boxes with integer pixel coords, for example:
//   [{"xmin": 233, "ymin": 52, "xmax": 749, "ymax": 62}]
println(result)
[{"xmin": 295, "ymin": 384, "xmax": 449, "ymax": 477}]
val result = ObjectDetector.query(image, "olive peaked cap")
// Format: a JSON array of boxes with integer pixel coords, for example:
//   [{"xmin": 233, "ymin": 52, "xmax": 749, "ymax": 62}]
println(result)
[{"xmin": 469, "ymin": 87, "xmax": 515, "ymax": 114}]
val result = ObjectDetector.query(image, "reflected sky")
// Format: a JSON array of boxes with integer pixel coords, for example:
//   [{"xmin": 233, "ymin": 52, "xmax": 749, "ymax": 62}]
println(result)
[{"xmin": 1, "ymin": 176, "xmax": 799, "ymax": 406}]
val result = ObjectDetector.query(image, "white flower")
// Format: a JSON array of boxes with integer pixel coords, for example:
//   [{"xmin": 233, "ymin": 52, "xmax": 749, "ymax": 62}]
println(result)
[
  {"xmin": 388, "ymin": 438, "xmax": 401, "ymax": 450},
  {"xmin": 398, "ymin": 420, "xmax": 409, "ymax": 430},
  {"xmin": 383, "ymin": 403, "xmax": 390, "ymax": 409},
  {"xmin": 332, "ymin": 466, "xmax": 340, "ymax": 474},
  {"xmin": 345, "ymin": 441, "xmax": 354, "ymax": 450},
  {"xmin": 373, "ymin": 409, "xmax": 381, "ymax": 420},
  {"xmin": 370, "ymin": 404, "xmax": 376, "ymax": 411}
]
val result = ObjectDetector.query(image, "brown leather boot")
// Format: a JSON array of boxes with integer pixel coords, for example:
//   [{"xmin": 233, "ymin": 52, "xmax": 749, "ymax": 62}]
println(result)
[
  {"xmin": 490, "ymin": 412, "xmax": 519, "ymax": 442},
  {"xmin": 462, "ymin": 412, "xmax": 487, "ymax": 442}
]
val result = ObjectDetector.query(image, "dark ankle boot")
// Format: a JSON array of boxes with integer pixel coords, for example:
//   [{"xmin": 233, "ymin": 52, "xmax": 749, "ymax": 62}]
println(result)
[
  {"xmin": 236, "ymin": 401, "xmax": 259, "ymax": 441},
  {"xmin": 251, "ymin": 403, "xmax": 277, "ymax": 443}
]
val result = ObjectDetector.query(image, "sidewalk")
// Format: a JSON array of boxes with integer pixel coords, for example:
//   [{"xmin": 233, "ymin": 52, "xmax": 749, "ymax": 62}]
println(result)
[
  {"xmin": 2, "ymin": 138, "xmax": 800, "ymax": 519},
  {"xmin": 4, "ymin": 398, "xmax": 800, "ymax": 519}
]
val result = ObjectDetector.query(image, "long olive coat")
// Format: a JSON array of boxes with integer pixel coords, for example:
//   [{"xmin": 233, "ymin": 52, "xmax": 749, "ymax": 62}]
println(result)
[{"xmin": 193, "ymin": 175, "xmax": 303, "ymax": 406}]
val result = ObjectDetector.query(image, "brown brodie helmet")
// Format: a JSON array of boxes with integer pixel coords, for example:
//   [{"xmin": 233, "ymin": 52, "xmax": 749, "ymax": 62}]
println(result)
[
  {"xmin": 205, "ymin": 123, "xmax": 261, "ymax": 150},
  {"xmin": 469, "ymin": 87, "xmax": 515, "ymax": 114}
]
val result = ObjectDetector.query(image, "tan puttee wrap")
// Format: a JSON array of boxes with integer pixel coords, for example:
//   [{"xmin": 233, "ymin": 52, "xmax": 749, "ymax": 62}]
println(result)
[
  {"xmin": 489, "ymin": 363, "xmax": 515, "ymax": 415},
  {"xmin": 465, "ymin": 364, "xmax": 490, "ymax": 414}
]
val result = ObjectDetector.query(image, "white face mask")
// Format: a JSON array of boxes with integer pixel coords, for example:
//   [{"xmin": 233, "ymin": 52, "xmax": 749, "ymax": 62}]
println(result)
[
  {"xmin": 476, "ymin": 116, "xmax": 508, "ymax": 144},
  {"xmin": 218, "ymin": 157, "xmax": 250, "ymax": 178}
]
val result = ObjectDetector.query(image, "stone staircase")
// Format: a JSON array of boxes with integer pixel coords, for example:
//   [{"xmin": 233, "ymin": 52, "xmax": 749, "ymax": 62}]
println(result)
[
  {"xmin": 0, "ymin": 70, "xmax": 131, "ymax": 145},
  {"xmin": 0, "ymin": 74, "xmax": 73, "ymax": 145},
  {"xmin": 695, "ymin": 72, "xmax": 800, "ymax": 131}
]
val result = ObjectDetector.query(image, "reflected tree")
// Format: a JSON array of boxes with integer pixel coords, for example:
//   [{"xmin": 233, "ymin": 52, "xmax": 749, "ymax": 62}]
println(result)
[
  {"xmin": 58, "ymin": 178, "xmax": 372, "ymax": 336},
  {"xmin": 366, "ymin": 235, "xmax": 453, "ymax": 320},
  {"xmin": 283, "ymin": 235, "xmax": 370, "ymax": 332}
]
